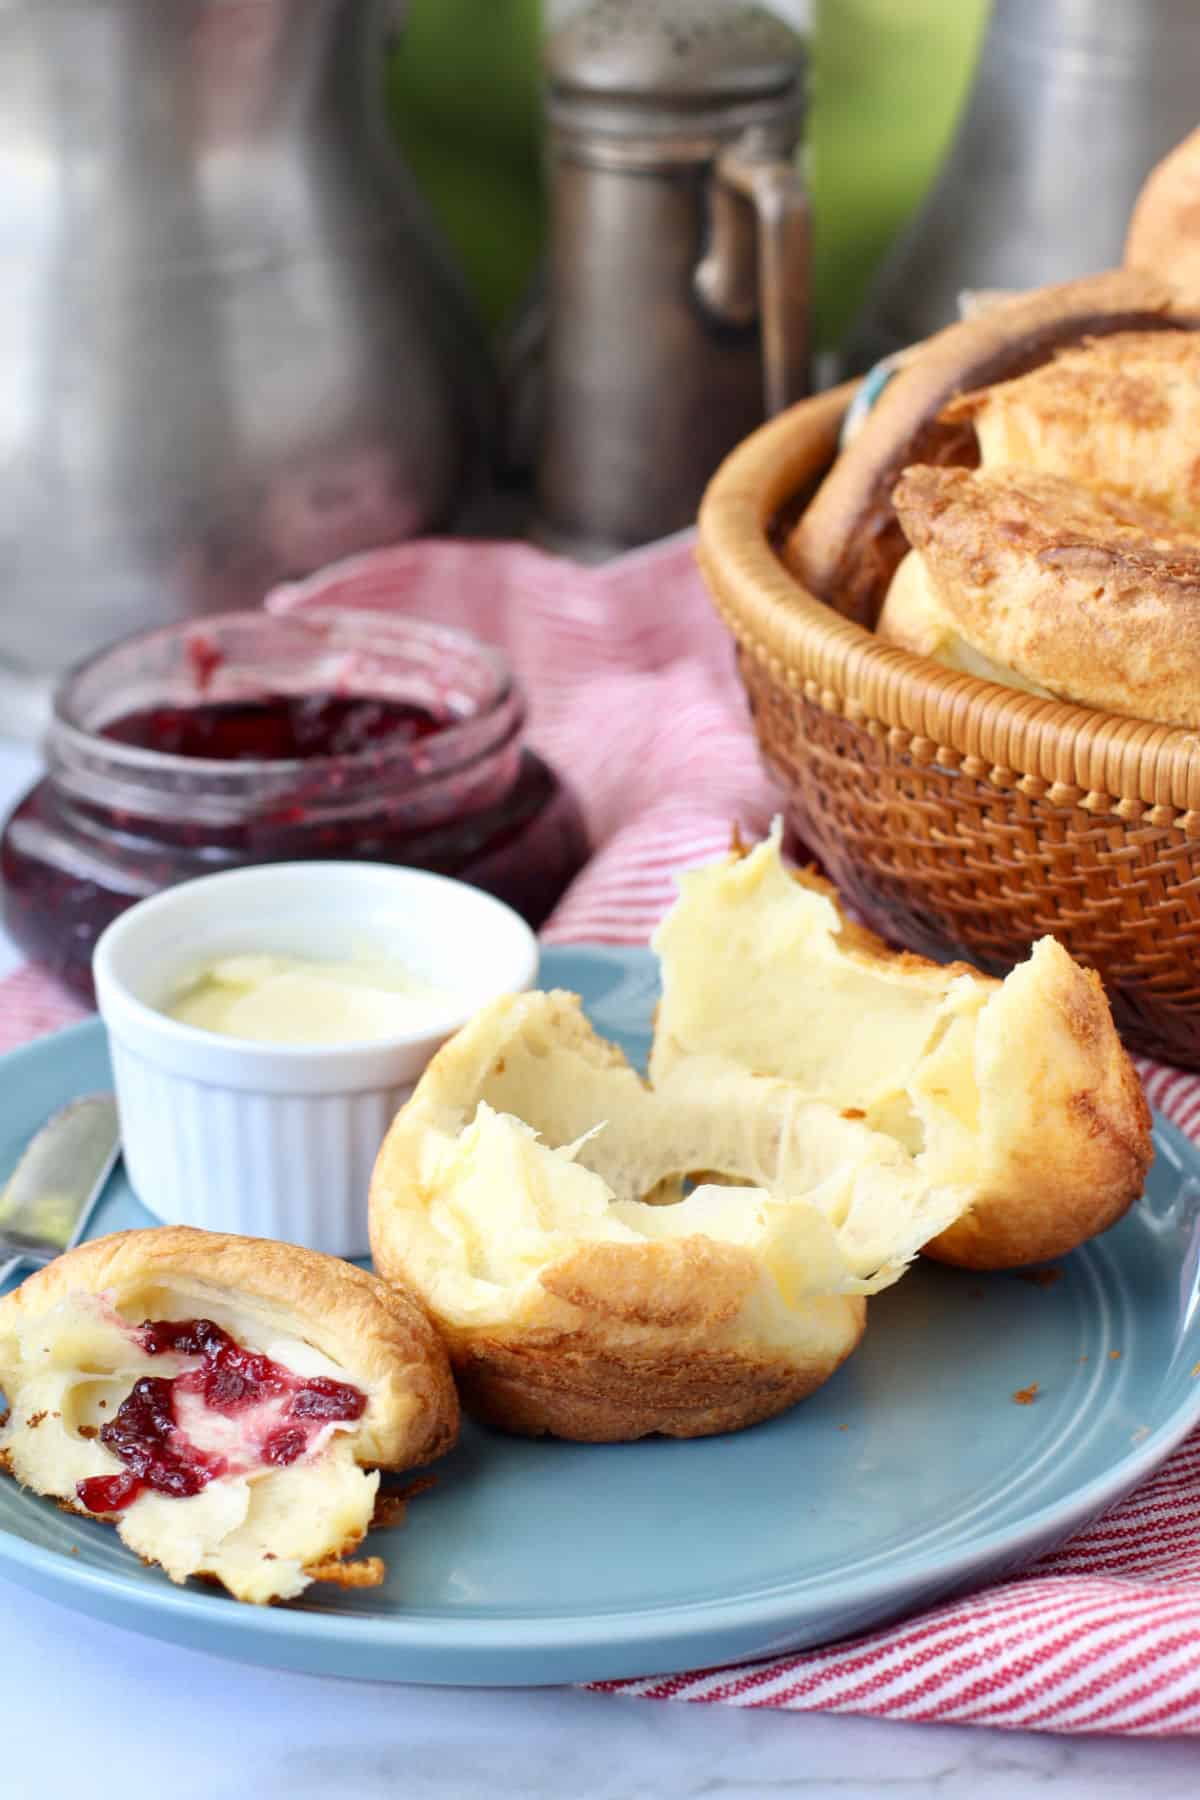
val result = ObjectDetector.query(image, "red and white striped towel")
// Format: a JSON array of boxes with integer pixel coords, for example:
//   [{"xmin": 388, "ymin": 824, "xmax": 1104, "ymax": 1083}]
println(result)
[{"xmin": 3, "ymin": 532, "xmax": 1200, "ymax": 1735}]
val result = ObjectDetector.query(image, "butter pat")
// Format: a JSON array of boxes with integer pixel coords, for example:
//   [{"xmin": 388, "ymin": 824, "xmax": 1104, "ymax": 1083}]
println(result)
[{"xmin": 165, "ymin": 951, "xmax": 450, "ymax": 1046}]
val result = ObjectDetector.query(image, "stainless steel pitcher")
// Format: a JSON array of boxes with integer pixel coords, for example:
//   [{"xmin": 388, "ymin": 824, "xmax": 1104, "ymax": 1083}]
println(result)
[
  {"xmin": 846, "ymin": 0, "xmax": 1200, "ymax": 372},
  {"xmin": 0, "ymin": 0, "xmax": 495, "ymax": 685}
]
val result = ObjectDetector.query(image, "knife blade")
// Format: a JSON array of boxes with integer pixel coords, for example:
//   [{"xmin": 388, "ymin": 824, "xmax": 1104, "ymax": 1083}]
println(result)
[{"xmin": 0, "ymin": 1094, "xmax": 121, "ymax": 1284}]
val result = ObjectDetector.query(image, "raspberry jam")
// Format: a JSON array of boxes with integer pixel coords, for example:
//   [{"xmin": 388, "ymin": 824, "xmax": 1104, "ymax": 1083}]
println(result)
[
  {"xmin": 1, "ymin": 610, "xmax": 589, "ymax": 1000},
  {"xmin": 102, "ymin": 694, "xmax": 445, "ymax": 763},
  {"xmin": 75, "ymin": 1316, "xmax": 365, "ymax": 1514}
]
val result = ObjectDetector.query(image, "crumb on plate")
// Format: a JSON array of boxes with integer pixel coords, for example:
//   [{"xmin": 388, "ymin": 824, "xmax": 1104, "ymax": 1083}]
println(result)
[{"xmin": 1016, "ymin": 1267, "xmax": 1062, "ymax": 1289}]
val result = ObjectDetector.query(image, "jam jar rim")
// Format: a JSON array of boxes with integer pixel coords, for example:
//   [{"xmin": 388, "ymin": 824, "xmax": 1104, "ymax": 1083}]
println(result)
[{"xmin": 48, "ymin": 607, "xmax": 522, "ymax": 786}]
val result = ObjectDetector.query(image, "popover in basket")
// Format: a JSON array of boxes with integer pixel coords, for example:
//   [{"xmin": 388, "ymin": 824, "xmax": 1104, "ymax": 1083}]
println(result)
[
  {"xmin": 873, "ymin": 329, "xmax": 1200, "ymax": 725},
  {"xmin": 1126, "ymin": 124, "xmax": 1200, "ymax": 309},
  {"xmin": 879, "ymin": 463, "xmax": 1200, "ymax": 726},
  {"xmin": 783, "ymin": 269, "xmax": 1180, "ymax": 627},
  {"xmin": 937, "ymin": 329, "xmax": 1200, "ymax": 524}
]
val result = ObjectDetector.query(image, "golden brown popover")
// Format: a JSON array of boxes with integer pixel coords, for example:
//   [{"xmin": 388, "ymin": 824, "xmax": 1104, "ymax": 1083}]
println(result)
[
  {"xmin": 783, "ymin": 270, "xmax": 1177, "ymax": 625},
  {"xmin": 0, "ymin": 1227, "xmax": 458, "ymax": 1602},
  {"xmin": 1125, "ymin": 126, "xmax": 1200, "ymax": 310},
  {"xmin": 880, "ymin": 463, "xmax": 1200, "ymax": 728},
  {"xmin": 369, "ymin": 989, "xmax": 968, "ymax": 1441},
  {"xmin": 938, "ymin": 330, "xmax": 1200, "ymax": 527},
  {"xmin": 650, "ymin": 830, "xmax": 1151, "ymax": 1271}
]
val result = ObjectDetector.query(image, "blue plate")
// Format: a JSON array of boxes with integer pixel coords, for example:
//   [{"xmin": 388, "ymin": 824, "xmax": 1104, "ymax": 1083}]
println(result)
[{"xmin": 2, "ymin": 944, "xmax": 1200, "ymax": 1686}]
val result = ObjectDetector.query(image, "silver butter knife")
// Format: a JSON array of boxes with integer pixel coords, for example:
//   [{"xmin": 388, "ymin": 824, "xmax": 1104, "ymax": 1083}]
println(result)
[{"xmin": 0, "ymin": 1095, "xmax": 121, "ymax": 1287}]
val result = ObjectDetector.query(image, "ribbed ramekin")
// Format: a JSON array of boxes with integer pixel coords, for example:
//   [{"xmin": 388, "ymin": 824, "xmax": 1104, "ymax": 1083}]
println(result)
[{"xmin": 92, "ymin": 861, "xmax": 539, "ymax": 1257}]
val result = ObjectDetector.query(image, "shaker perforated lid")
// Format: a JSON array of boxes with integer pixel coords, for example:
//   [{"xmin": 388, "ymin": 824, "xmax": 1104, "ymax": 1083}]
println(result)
[{"xmin": 545, "ymin": 0, "xmax": 807, "ymax": 136}]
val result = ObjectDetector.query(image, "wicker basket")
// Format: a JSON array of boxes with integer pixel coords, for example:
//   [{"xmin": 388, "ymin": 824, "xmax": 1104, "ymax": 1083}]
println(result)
[{"xmin": 697, "ymin": 382, "xmax": 1200, "ymax": 1070}]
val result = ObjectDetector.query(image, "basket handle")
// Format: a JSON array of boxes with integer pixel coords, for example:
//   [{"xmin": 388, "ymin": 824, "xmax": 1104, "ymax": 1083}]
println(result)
[{"xmin": 694, "ymin": 127, "xmax": 811, "ymax": 418}]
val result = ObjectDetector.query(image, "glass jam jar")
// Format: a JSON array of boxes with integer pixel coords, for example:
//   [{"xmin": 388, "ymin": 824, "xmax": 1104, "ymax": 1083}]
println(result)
[{"xmin": 1, "ymin": 609, "xmax": 590, "ymax": 1001}]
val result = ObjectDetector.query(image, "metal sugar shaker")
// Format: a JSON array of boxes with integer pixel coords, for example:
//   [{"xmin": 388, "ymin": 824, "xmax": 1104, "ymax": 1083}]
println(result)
[{"xmin": 535, "ymin": 0, "xmax": 810, "ymax": 558}]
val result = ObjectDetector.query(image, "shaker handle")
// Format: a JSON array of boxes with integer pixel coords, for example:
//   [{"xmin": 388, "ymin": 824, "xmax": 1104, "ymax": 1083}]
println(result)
[{"xmin": 695, "ymin": 130, "xmax": 811, "ymax": 417}]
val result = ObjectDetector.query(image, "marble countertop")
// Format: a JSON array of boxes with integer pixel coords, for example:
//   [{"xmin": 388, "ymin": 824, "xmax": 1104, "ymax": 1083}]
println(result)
[
  {"xmin": 7, "ymin": 1584, "xmax": 1200, "ymax": 1800},
  {"xmin": 0, "ymin": 737, "xmax": 1195, "ymax": 1797}
]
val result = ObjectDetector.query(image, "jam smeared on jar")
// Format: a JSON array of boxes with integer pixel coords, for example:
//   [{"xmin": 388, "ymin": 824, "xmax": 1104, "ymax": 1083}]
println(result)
[
  {"xmin": 102, "ymin": 694, "xmax": 445, "ymax": 762},
  {"xmin": 75, "ymin": 1317, "xmax": 366, "ymax": 1514},
  {"xmin": 185, "ymin": 634, "xmax": 223, "ymax": 695}
]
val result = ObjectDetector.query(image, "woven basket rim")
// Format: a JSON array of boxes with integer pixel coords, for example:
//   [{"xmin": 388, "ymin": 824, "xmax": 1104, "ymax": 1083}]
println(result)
[{"xmin": 697, "ymin": 381, "xmax": 1200, "ymax": 818}]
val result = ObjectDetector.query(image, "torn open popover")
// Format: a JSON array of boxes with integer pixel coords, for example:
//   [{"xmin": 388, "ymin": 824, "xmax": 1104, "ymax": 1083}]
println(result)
[
  {"xmin": 650, "ymin": 830, "xmax": 1152, "ymax": 1271},
  {"xmin": 0, "ymin": 1227, "xmax": 458, "ymax": 1602},
  {"xmin": 368, "ymin": 989, "xmax": 968, "ymax": 1442}
]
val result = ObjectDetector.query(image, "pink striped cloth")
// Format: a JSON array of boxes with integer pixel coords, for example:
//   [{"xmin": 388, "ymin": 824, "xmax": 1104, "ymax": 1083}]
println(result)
[{"xmin": 3, "ymin": 532, "xmax": 1200, "ymax": 1735}]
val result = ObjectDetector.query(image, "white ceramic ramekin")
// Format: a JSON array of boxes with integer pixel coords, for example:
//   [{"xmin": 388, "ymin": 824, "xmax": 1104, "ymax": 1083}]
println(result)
[{"xmin": 93, "ymin": 862, "xmax": 539, "ymax": 1258}]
